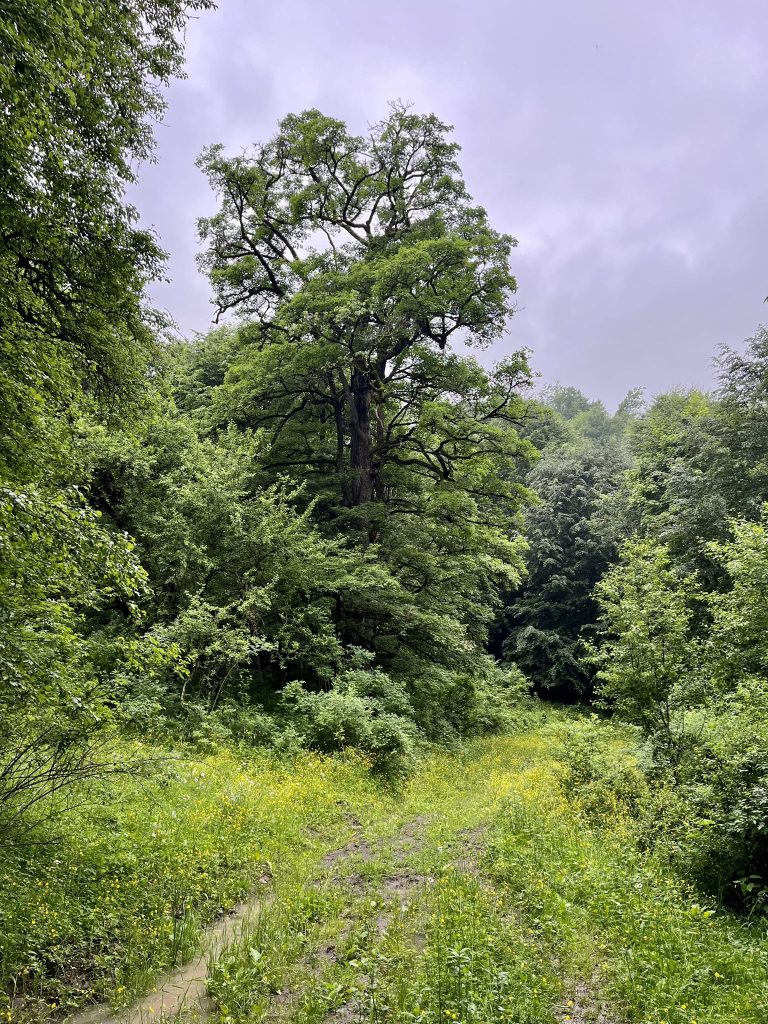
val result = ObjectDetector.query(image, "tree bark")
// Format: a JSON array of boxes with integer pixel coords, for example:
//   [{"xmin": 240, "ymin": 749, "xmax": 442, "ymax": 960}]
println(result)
[{"xmin": 348, "ymin": 366, "xmax": 373, "ymax": 507}]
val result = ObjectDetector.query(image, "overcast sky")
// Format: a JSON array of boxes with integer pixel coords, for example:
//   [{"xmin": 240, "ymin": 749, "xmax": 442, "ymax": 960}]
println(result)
[{"xmin": 133, "ymin": 0, "xmax": 768, "ymax": 406}]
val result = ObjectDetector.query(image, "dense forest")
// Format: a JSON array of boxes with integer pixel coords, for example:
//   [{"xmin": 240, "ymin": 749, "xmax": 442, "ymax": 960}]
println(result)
[{"xmin": 3, "ymin": 3, "xmax": 768, "ymax": 1023}]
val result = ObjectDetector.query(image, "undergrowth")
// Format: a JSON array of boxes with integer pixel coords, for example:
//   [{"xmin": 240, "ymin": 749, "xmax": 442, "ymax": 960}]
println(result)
[
  {"xmin": 3, "ymin": 711, "xmax": 768, "ymax": 1024},
  {"xmin": 0, "ymin": 746, "xmax": 379, "ymax": 1020}
]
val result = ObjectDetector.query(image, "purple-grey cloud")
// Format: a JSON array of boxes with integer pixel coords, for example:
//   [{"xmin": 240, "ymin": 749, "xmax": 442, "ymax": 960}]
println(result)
[{"xmin": 133, "ymin": 0, "xmax": 768, "ymax": 406}]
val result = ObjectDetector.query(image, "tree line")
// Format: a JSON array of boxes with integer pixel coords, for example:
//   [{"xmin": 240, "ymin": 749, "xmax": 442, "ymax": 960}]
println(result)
[
  {"xmin": 3, "ymin": 0, "xmax": 768, "ymax": 912},
  {"xmin": 501, "ymin": 344, "xmax": 768, "ymax": 907}
]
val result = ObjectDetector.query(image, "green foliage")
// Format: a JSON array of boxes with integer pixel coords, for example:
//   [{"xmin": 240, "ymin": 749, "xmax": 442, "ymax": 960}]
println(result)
[
  {"xmin": 405, "ymin": 660, "xmax": 530, "ymax": 743},
  {"xmin": 573, "ymin": 335, "xmax": 768, "ymax": 906},
  {"xmin": 589, "ymin": 539, "xmax": 704, "ymax": 759},
  {"xmin": 0, "ymin": 0, "xmax": 212, "ymax": 837},
  {"xmin": 658, "ymin": 512, "xmax": 768, "ymax": 904},
  {"xmin": 634, "ymin": 679, "xmax": 768, "ymax": 906},
  {"xmin": 5, "ymin": 712, "xmax": 768, "ymax": 1024},
  {"xmin": 540, "ymin": 382, "xmax": 645, "ymax": 446},
  {"xmin": 3, "ymin": 78, "xmax": 537, "ymax": 836},
  {"xmin": 13, "ymin": 2, "xmax": 768, "ymax": 1014},
  {"xmin": 619, "ymin": 388, "xmax": 720, "ymax": 581},
  {"xmin": 619, "ymin": 331, "xmax": 768, "ymax": 584},
  {"xmin": 706, "ymin": 507, "xmax": 768, "ymax": 682},
  {"xmin": 208, "ymin": 724, "xmax": 768, "ymax": 1024},
  {"xmin": 0, "ymin": 483, "xmax": 154, "ymax": 839},
  {"xmin": 0, "ymin": 0, "xmax": 212, "ymax": 478},
  {"xmin": 490, "ymin": 726, "xmax": 768, "ymax": 1024},
  {"xmin": 552, "ymin": 715, "xmax": 650, "ymax": 823},
  {"xmin": 169, "ymin": 105, "xmax": 536, "ymax": 735},
  {"xmin": 590, "ymin": 513, "xmax": 768, "ymax": 905},
  {"xmin": 83, "ymin": 412, "xmax": 347, "ymax": 702},
  {"xmin": 81, "ymin": 379, "xmax": 533, "ymax": 747},
  {"xmin": 275, "ymin": 658, "xmax": 418, "ymax": 776},
  {"xmin": 499, "ymin": 443, "xmax": 628, "ymax": 697}
]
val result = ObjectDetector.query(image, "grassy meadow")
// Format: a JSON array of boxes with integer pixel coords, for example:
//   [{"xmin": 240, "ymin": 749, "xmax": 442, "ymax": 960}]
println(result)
[{"xmin": 2, "ymin": 712, "xmax": 767, "ymax": 1024}]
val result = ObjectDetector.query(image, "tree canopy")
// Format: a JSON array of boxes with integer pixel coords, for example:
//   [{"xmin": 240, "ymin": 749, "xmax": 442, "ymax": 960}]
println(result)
[
  {"xmin": 162, "ymin": 107, "xmax": 537, "ymax": 728},
  {"xmin": 6, "ymin": 1, "xmax": 768, "ymax": 920}
]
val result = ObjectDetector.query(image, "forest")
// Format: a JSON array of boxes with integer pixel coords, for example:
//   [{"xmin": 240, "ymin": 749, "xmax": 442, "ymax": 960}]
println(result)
[{"xmin": 2, "ymin": 2, "xmax": 768, "ymax": 1023}]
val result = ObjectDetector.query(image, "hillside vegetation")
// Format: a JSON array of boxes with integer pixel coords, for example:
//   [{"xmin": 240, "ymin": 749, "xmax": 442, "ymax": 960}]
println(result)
[
  {"xmin": 3, "ymin": 4, "xmax": 768, "ymax": 1023},
  {"xmin": 4, "ymin": 713, "xmax": 768, "ymax": 1024}
]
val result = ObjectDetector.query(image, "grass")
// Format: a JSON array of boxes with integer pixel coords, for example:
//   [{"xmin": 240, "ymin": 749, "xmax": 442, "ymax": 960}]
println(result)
[
  {"xmin": 3, "ymin": 710, "xmax": 768, "ymax": 1024},
  {"xmin": 485, "ymin": 731, "xmax": 768, "ymax": 1024},
  {"xmin": 0, "ymin": 745, "xmax": 381, "ymax": 1020}
]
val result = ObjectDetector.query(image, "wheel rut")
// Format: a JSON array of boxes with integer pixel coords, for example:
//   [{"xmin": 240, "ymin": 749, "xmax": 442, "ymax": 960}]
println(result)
[
  {"xmin": 68, "ymin": 826, "xmax": 369, "ymax": 1024},
  {"xmin": 70, "ymin": 812, "xmax": 489, "ymax": 1024},
  {"xmin": 71, "ymin": 891, "xmax": 270, "ymax": 1024}
]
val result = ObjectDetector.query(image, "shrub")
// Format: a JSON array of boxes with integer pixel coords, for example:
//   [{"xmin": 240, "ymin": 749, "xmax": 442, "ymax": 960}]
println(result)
[
  {"xmin": 276, "ymin": 671, "xmax": 419, "ymax": 777},
  {"xmin": 406, "ymin": 660, "xmax": 529, "ymax": 743},
  {"xmin": 644, "ymin": 680, "xmax": 768, "ymax": 906},
  {"xmin": 552, "ymin": 716, "xmax": 650, "ymax": 823}
]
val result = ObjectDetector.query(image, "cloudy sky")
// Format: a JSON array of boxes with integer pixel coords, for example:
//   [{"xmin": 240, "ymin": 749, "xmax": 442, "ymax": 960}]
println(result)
[{"xmin": 134, "ymin": 0, "xmax": 768, "ymax": 406}]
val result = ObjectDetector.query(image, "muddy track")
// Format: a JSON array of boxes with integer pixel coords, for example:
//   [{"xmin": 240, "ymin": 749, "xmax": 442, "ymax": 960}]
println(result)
[
  {"xmin": 69, "ymin": 813, "xmax": 474, "ymax": 1024},
  {"xmin": 68, "ymin": 829, "xmax": 367, "ymax": 1024},
  {"xmin": 261, "ymin": 815, "xmax": 437, "ymax": 1024},
  {"xmin": 71, "ymin": 893, "xmax": 271, "ymax": 1024},
  {"xmin": 556, "ymin": 977, "xmax": 616, "ymax": 1024},
  {"xmin": 320, "ymin": 815, "xmax": 438, "ymax": 1024}
]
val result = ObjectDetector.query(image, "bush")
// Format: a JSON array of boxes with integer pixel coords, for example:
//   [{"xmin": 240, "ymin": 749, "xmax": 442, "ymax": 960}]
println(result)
[
  {"xmin": 639, "ymin": 679, "xmax": 768, "ymax": 907},
  {"xmin": 557, "ymin": 683, "xmax": 768, "ymax": 909},
  {"xmin": 276, "ymin": 670, "xmax": 419, "ymax": 777},
  {"xmin": 406, "ymin": 660, "xmax": 530, "ymax": 744},
  {"xmin": 552, "ymin": 716, "xmax": 650, "ymax": 824}
]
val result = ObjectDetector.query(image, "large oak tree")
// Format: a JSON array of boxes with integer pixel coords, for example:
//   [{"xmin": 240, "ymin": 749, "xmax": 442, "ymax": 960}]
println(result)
[
  {"xmin": 194, "ymin": 107, "xmax": 536, "ymax": 693},
  {"xmin": 198, "ymin": 107, "xmax": 533, "ymax": 518}
]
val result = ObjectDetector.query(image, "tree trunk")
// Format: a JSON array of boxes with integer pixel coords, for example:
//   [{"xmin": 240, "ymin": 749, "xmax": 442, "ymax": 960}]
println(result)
[
  {"xmin": 348, "ymin": 367, "xmax": 373, "ymax": 507},
  {"xmin": 333, "ymin": 398, "xmax": 351, "ymax": 506}
]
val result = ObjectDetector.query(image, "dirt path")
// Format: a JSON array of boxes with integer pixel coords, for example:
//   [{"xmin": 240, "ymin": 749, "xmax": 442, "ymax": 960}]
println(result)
[
  {"xmin": 72, "ymin": 894, "xmax": 269, "ymax": 1024},
  {"xmin": 53, "ymin": 728, "xmax": 768, "ymax": 1024},
  {"xmin": 317, "ymin": 815, "xmax": 436, "ymax": 1024},
  {"xmin": 76, "ymin": 814, "xmax": 437, "ymax": 1024},
  {"xmin": 70, "ymin": 827, "xmax": 373, "ymax": 1024}
]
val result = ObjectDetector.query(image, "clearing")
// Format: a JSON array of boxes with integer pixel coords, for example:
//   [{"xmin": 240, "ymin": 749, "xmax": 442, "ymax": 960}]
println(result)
[{"xmin": 3, "ymin": 714, "xmax": 768, "ymax": 1024}]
